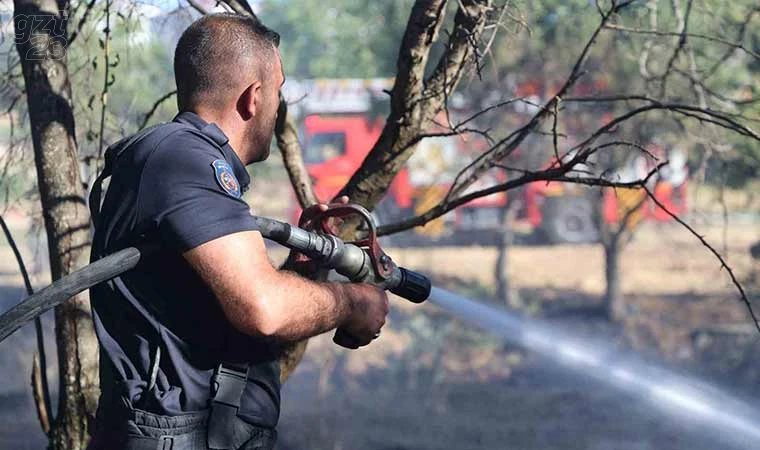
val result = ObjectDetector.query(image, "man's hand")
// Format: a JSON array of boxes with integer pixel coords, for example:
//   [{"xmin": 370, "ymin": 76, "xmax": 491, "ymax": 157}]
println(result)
[
  {"xmin": 283, "ymin": 195, "xmax": 350, "ymax": 271},
  {"xmin": 288, "ymin": 195, "xmax": 391, "ymax": 349},
  {"xmin": 333, "ymin": 283, "xmax": 389, "ymax": 349}
]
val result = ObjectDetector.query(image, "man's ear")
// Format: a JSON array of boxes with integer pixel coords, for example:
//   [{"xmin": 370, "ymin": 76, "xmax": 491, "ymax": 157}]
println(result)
[{"xmin": 238, "ymin": 80, "xmax": 262, "ymax": 121}]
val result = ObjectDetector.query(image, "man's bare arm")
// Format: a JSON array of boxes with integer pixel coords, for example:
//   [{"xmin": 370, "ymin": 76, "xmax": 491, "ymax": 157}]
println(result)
[{"xmin": 183, "ymin": 230, "xmax": 388, "ymax": 345}]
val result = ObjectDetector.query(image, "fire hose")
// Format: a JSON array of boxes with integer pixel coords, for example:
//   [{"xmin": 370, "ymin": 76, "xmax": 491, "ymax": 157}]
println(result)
[{"xmin": 0, "ymin": 204, "xmax": 430, "ymax": 343}]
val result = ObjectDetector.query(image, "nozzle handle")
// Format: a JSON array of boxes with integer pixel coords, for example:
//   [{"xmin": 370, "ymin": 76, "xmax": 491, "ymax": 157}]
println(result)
[{"xmin": 389, "ymin": 267, "xmax": 430, "ymax": 303}]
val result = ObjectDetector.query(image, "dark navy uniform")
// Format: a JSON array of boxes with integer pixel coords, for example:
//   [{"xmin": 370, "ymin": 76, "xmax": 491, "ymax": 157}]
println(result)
[{"xmin": 89, "ymin": 112, "xmax": 279, "ymax": 450}]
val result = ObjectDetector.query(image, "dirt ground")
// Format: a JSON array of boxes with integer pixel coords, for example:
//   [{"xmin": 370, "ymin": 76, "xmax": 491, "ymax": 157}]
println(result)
[
  {"xmin": 272, "ymin": 221, "xmax": 760, "ymax": 449},
  {"xmin": 0, "ymin": 214, "xmax": 758, "ymax": 449}
]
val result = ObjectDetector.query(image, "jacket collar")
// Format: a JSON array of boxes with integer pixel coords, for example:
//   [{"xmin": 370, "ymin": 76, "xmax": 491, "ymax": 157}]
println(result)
[{"xmin": 174, "ymin": 111, "xmax": 251, "ymax": 192}]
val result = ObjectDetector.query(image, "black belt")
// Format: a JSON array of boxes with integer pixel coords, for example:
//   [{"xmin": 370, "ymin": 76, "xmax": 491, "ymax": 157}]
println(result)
[
  {"xmin": 135, "ymin": 335, "xmax": 258, "ymax": 448},
  {"xmin": 208, "ymin": 363, "xmax": 249, "ymax": 449},
  {"xmin": 90, "ymin": 406, "xmax": 276, "ymax": 450},
  {"xmin": 91, "ymin": 383, "xmax": 276, "ymax": 450}
]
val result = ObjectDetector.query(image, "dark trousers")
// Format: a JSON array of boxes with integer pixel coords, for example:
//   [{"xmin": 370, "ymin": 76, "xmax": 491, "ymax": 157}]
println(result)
[{"xmin": 88, "ymin": 405, "xmax": 277, "ymax": 450}]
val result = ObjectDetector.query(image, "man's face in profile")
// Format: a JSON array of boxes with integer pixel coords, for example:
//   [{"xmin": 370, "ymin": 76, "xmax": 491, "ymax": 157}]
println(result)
[{"xmin": 248, "ymin": 49, "xmax": 284, "ymax": 163}]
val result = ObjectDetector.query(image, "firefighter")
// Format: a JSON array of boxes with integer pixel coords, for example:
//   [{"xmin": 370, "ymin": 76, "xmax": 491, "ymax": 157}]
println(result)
[{"xmin": 87, "ymin": 13, "xmax": 389, "ymax": 450}]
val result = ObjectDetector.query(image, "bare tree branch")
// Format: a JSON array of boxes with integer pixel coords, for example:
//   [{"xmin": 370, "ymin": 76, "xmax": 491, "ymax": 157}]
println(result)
[
  {"xmin": 186, "ymin": 0, "xmax": 211, "ymax": 15},
  {"xmin": 443, "ymin": 1, "xmax": 635, "ymax": 204},
  {"xmin": 275, "ymin": 94, "xmax": 317, "ymax": 207},
  {"xmin": 561, "ymin": 100, "xmax": 760, "ymax": 153},
  {"xmin": 376, "ymin": 147, "xmax": 650, "ymax": 236},
  {"xmin": 390, "ymin": 0, "xmax": 448, "ymax": 115},
  {"xmin": 642, "ymin": 185, "xmax": 760, "ymax": 334},
  {"xmin": 702, "ymin": 6, "xmax": 759, "ymax": 80},
  {"xmin": 337, "ymin": 0, "xmax": 493, "ymax": 209},
  {"xmin": 139, "ymin": 90, "xmax": 176, "ymax": 130},
  {"xmin": 222, "ymin": 0, "xmax": 254, "ymax": 16},
  {"xmin": 425, "ymin": 0, "xmax": 492, "ymax": 103},
  {"xmin": 32, "ymin": 353, "xmax": 51, "ymax": 434},
  {"xmin": 379, "ymin": 81, "xmax": 760, "ymax": 237},
  {"xmin": 658, "ymin": 0, "xmax": 694, "ymax": 98},
  {"xmin": 452, "ymin": 97, "xmax": 533, "ymax": 129},
  {"xmin": 604, "ymin": 23, "xmax": 760, "ymax": 61},
  {"xmin": 67, "ymin": 0, "xmax": 97, "ymax": 46},
  {"xmin": 565, "ymin": 93, "xmax": 758, "ymax": 109}
]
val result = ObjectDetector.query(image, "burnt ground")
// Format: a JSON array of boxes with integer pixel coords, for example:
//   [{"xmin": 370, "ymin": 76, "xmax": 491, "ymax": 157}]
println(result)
[
  {"xmin": 0, "ymin": 284, "xmax": 56, "ymax": 450},
  {"xmin": 0, "ymin": 286, "xmax": 758, "ymax": 450},
  {"xmin": 278, "ymin": 361, "xmax": 755, "ymax": 450},
  {"xmin": 275, "ymin": 296, "xmax": 760, "ymax": 450}
]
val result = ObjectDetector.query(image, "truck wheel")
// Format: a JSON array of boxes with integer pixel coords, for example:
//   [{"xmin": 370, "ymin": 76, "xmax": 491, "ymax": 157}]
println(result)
[{"xmin": 539, "ymin": 196, "xmax": 599, "ymax": 244}]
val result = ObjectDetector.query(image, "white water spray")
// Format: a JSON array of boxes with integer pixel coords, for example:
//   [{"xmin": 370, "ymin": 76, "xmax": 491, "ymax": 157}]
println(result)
[{"xmin": 428, "ymin": 287, "xmax": 760, "ymax": 447}]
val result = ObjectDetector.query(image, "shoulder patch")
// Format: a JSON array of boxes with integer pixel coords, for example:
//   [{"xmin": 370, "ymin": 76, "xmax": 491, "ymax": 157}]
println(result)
[{"xmin": 212, "ymin": 159, "xmax": 241, "ymax": 199}]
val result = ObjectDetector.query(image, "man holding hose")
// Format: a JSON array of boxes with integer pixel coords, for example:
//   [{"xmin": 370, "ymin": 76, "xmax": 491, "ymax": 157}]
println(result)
[{"xmin": 88, "ymin": 13, "xmax": 388, "ymax": 450}]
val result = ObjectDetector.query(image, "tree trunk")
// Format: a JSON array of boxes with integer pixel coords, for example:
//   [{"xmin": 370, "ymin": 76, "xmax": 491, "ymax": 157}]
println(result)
[
  {"xmin": 604, "ymin": 238, "xmax": 624, "ymax": 320},
  {"xmin": 495, "ymin": 201, "xmax": 518, "ymax": 308},
  {"xmin": 14, "ymin": 2, "xmax": 99, "ymax": 449},
  {"xmin": 273, "ymin": 97, "xmax": 315, "ymax": 383}
]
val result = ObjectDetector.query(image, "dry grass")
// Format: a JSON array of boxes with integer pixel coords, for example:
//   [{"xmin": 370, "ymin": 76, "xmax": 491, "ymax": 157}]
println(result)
[{"xmin": 390, "ymin": 222, "xmax": 758, "ymax": 299}]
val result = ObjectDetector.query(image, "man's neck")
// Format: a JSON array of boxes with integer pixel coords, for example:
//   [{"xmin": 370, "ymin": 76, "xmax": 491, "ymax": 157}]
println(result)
[{"xmin": 191, "ymin": 108, "xmax": 249, "ymax": 165}]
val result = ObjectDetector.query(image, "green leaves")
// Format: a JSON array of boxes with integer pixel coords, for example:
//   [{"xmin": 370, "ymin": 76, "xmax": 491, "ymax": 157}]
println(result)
[{"xmin": 258, "ymin": 0, "xmax": 414, "ymax": 78}]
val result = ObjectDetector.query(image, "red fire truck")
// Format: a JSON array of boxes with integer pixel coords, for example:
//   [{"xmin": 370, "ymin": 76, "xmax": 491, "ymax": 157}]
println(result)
[{"xmin": 283, "ymin": 79, "xmax": 688, "ymax": 245}]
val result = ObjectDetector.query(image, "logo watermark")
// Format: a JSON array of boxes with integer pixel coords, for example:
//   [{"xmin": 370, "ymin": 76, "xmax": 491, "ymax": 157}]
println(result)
[{"xmin": 13, "ymin": 12, "xmax": 68, "ymax": 60}]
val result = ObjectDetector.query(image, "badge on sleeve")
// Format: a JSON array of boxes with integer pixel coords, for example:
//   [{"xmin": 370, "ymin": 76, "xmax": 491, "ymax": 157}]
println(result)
[{"xmin": 211, "ymin": 159, "xmax": 241, "ymax": 199}]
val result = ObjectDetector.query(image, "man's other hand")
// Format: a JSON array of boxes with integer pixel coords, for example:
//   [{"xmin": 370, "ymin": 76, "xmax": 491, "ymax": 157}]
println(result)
[{"xmin": 283, "ymin": 195, "xmax": 350, "ymax": 271}]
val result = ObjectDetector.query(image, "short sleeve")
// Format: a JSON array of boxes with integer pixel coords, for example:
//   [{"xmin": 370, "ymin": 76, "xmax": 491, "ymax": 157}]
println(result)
[{"xmin": 138, "ymin": 133, "xmax": 256, "ymax": 252}]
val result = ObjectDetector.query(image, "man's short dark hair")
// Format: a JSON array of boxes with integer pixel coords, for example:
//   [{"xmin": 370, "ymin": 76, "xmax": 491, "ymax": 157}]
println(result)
[{"xmin": 174, "ymin": 13, "xmax": 280, "ymax": 111}]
